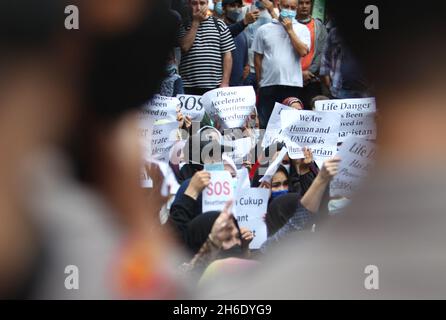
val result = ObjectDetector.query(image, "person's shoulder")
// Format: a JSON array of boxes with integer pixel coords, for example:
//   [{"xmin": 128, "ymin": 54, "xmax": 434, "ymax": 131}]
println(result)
[{"xmin": 257, "ymin": 21, "xmax": 274, "ymax": 34}]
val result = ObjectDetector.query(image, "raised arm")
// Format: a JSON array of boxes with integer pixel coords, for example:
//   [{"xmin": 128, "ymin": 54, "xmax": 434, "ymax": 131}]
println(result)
[{"xmin": 300, "ymin": 157, "xmax": 340, "ymax": 213}]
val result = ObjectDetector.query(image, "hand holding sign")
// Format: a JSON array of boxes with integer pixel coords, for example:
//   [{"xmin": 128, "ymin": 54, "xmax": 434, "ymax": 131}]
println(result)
[
  {"xmin": 319, "ymin": 157, "xmax": 341, "ymax": 182},
  {"xmin": 185, "ymin": 171, "xmax": 211, "ymax": 200}
]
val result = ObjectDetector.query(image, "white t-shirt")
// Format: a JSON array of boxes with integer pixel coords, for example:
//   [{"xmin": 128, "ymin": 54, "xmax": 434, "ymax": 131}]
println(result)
[{"xmin": 252, "ymin": 19, "xmax": 311, "ymax": 88}]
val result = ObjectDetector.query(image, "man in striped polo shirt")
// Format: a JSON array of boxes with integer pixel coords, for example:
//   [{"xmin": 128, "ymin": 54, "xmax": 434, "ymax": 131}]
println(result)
[{"xmin": 179, "ymin": 0, "xmax": 236, "ymax": 96}]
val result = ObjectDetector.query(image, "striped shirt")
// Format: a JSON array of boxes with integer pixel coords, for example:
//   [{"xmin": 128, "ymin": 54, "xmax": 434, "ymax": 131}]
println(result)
[{"xmin": 179, "ymin": 17, "xmax": 235, "ymax": 89}]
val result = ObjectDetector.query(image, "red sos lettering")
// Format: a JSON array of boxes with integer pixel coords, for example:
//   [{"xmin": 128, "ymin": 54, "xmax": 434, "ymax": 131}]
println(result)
[{"xmin": 207, "ymin": 181, "xmax": 231, "ymax": 196}]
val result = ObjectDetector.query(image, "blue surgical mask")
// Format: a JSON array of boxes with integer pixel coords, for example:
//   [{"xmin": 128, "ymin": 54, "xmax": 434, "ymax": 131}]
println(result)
[
  {"xmin": 271, "ymin": 189, "xmax": 289, "ymax": 200},
  {"xmin": 215, "ymin": 2, "xmax": 223, "ymax": 15},
  {"xmin": 280, "ymin": 9, "xmax": 296, "ymax": 20},
  {"xmin": 226, "ymin": 8, "xmax": 242, "ymax": 22}
]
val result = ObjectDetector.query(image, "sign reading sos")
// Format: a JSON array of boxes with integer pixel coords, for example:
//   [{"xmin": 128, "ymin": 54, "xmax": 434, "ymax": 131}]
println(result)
[
  {"xmin": 206, "ymin": 181, "xmax": 231, "ymax": 196},
  {"xmin": 202, "ymin": 171, "xmax": 234, "ymax": 212}
]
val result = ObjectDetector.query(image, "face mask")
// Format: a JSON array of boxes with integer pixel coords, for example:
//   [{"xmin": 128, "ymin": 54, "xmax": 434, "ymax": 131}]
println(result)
[
  {"xmin": 282, "ymin": 164, "xmax": 290, "ymax": 173},
  {"xmin": 226, "ymin": 8, "xmax": 242, "ymax": 22},
  {"xmin": 271, "ymin": 189, "xmax": 289, "ymax": 200},
  {"xmin": 215, "ymin": 2, "xmax": 223, "ymax": 15},
  {"xmin": 280, "ymin": 9, "xmax": 296, "ymax": 20}
]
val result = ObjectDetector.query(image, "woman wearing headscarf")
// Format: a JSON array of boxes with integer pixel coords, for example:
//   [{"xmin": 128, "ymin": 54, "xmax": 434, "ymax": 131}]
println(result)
[{"xmin": 260, "ymin": 157, "xmax": 341, "ymax": 253}]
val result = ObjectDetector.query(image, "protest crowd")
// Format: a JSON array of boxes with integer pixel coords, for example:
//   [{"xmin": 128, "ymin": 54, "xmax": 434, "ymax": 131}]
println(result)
[{"xmin": 1, "ymin": 0, "xmax": 446, "ymax": 300}]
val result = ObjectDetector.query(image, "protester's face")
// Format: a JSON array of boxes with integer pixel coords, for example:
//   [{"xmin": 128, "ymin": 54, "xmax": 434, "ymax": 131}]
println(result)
[
  {"xmin": 271, "ymin": 171, "xmax": 289, "ymax": 192},
  {"xmin": 190, "ymin": 0, "xmax": 209, "ymax": 14},
  {"xmin": 297, "ymin": 0, "xmax": 312, "ymax": 18},
  {"xmin": 279, "ymin": 0, "xmax": 297, "ymax": 12}
]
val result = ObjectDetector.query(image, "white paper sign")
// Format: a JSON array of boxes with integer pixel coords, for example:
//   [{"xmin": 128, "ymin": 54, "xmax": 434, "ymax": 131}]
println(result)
[
  {"xmin": 330, "ymin": 137, "xmax": 376, "ymax": 198},
  {"xmin": 259, "ymin": 147, "xmax": 288, "ymax": 183},
  {"xmin": 201, "ymin": 86, "xmax": 256, "ymax": 129},
  {"xmin": 142, "ymin": 95, "xmax": 179, "ymax": 122},
  {"xmin": 176, "ymin": 94, "xmax": 205, "ymax": 121},
  {"xmin": 261, "ymin": 102, "xmax": 294, "ymax": 149},
  {"xmin": 314, "ymin": 97, "xmax": 376, "ymax": 113},
  {"xmin": 281, "ymin": 110, "xmax": 341, "ymax": 160},
  {"xmin": 140, "ymin": 121, "xmax": 179, "ymax": 163},
  {"xmin": 235, "ymin": 167, "xmax": 251, "ymax": 195},
  {"xmin": 202, "ymin": 171, "xmax": 234, "ymax": 213},
  {"xmin": 315, "ymin": 98, "xmax": 376, "ymax": 142},
  {"xmin": 235, "ymin": 188, "xmax": 269, "ymax": 249},
  {"xmin": 223, "ymin": 137, "xmax": 253, "ymax": 163}
]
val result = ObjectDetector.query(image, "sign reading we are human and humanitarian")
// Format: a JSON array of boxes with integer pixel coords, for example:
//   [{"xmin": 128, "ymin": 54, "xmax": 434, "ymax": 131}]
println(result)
[
  {"xmin": 141, "ymin": 95, "xmax": 179, "ymax": 122},
  {"xmin": 280, "ymin": 110, "xmax": 341, "ymax": 160},
  {"xmin": 201, "ymin": 86, "xmax": 256, "ymax": 129},
  {"xmin": 202, "ymin": 171, "xmax": 234, "ymax": 213},
  {"xmin": 176, "ymin": 94, "xmax": 205, "ymax": 122},
  {"xmin": 234, "ymin": 188, "xmax": 269, "ymax": 250},
  {"xmin": 262, "ymin": 102, "xmax": 294, "ymax": 149},
  {"xmin": 315, "ymin": 97, "xmax": 377, "ymax": 142},
  {"xmin": 330, "ymin": 137, "xmax": 377, "ymax": 198}
]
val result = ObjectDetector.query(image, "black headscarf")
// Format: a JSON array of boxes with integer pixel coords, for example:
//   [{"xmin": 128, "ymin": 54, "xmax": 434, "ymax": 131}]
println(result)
[
  {"xmin": 266, "ymin": 193, "xmax": 301, "ymax": 237},
  {"xmin": 185, "ymin": 211, "xmax": 243, "ymax": 258}
]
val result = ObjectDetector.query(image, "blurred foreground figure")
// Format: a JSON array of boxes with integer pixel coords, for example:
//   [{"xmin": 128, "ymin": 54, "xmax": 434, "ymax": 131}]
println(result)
[
  {"xmin": 0, "ymin": 0, "xmax": 186, "ymax": 299},
  {"xmin": 200, "ymin": 0, "xmax": 446, "ymax": 299}
]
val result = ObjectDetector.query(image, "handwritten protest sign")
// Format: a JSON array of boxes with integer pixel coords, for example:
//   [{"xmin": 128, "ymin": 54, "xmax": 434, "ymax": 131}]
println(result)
[
  {"xmin": 262, "ymin": 102, "xmax": 294, "ymax": 149},
  {"xmin": 315, "ymin": 97, "xmax": 376, "ymax": 112},
  {"xmin": 234, "ymin": 188, "xmax": 269, "ymax": 249},
  {"xmin": 141, "ymin": 95, "xmax": 179, "ymax": 122},
  {"xmin": 281, "ymin": 110, "xmax": 341, "ymax": 159},
  {"xmin": 315, "ymin": 98, "xmax": 376, "ymax": 142},
  {"xmin": 201, "ymin": 86, "xmax": 256, "ymax": 129},
  {"xmin": 176, "ymin": 94, "xmax": 205, "ymax": 121},
  {"xmin": 202, "ymin": 171, "xmax": 234, "ymax": 213},
  {"xmin": 330, "ymin": 137, "xmax": 376, "ymax": 198}
]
